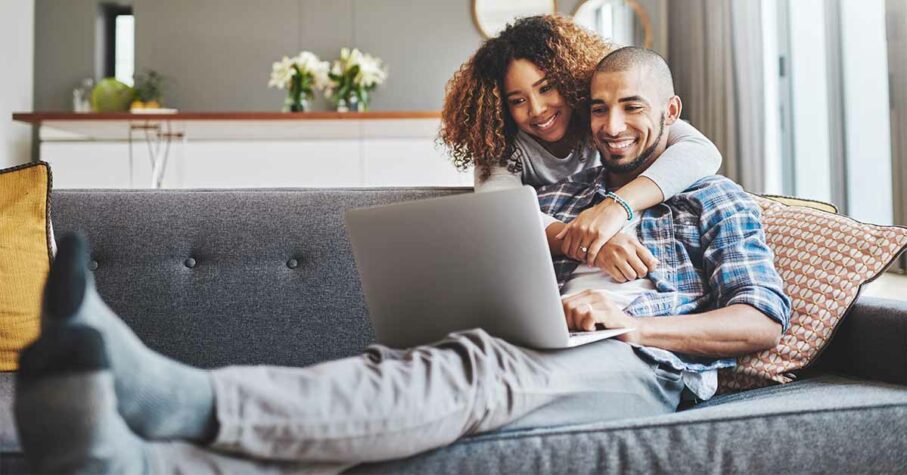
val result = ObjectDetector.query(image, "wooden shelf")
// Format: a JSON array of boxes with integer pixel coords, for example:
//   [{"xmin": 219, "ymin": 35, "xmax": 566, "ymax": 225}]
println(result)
[{"xmin": 13, "ymin": 111, "xmax": 441, "ymax": 124}]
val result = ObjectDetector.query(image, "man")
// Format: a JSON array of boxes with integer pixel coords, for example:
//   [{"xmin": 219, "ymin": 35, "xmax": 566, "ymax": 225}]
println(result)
[{"xmin": 15, "ymin": 47, "xmax": 790, "ymax": 474}]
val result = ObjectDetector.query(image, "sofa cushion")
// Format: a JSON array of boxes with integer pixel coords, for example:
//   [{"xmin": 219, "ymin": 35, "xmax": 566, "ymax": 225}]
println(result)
[
  {"xmin": 4, "ymin": 374, "xmax": 906, "ymax": 473},
  {"xmin": 348, "ymin": 375, "xmax": 907, "ymax": 474},
  {"xmin": 720, "ymin": 196, "xmax": 907, "ymax": 392},
  {"xmin": 0, "ymin": 162, "xmax": 53, "ymax": 371},
  {"xmin": 812, "ymin": 296, "xmax": 907, "ymax": 386},
  {"xmin": 49, "ymin": 189, "xmax": 469, "ymax": 369}
]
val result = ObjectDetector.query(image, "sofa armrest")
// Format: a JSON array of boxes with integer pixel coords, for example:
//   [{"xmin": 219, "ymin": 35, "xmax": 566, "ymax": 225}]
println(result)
[{"xmin": 812, "ymin": 296, "xmax": 907, "ymax": 385}]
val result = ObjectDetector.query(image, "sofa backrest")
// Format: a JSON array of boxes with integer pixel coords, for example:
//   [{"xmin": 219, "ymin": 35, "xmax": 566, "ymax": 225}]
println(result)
[{"xmin": 52, "ymin": 188, "xmax": 469, "ymax": 368}]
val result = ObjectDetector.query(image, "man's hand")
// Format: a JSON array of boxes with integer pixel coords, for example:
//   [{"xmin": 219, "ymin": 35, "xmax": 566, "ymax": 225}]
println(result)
[
  {"xmin": 561, "ymin": 289, "xmax": 642, "ymax": 343},
  {"xmin": 555, "ymin": 201, "xmax": 627, "ymax": 265},
  {"xmin": 592, "ymin": 233, "xmax": 659, "ymax": 282}
]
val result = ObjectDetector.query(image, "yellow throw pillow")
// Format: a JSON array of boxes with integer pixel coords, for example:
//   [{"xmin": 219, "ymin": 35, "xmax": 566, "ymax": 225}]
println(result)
[
  {"xmin": 718, "ymin": 195, "xmax": 907, "ymax": 392},
  {"xmin": 0, "ymin": 162, "xmax": 53, "ymax": 371}
]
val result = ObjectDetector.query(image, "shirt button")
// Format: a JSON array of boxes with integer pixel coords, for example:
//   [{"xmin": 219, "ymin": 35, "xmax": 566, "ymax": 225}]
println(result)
[
  {"xmin": 88, "ymin": 260, "xmax": 99, "ymax": 271},
  {"xmin": 184, "ymin": 258, "xmax": 196, "ymax": 269},
  {"xmin": 287, "ymin": 258, "xmax": 299, "ymax": 269}
]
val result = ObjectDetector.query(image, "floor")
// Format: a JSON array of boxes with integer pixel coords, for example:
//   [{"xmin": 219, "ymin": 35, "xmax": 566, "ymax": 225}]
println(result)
[{"xmin": 862, "ymin": 272, "xmax": 907, "ymax": 301}]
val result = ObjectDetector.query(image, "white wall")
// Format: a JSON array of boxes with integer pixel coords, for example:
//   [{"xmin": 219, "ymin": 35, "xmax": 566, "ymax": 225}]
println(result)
[
  {"xmin": 840, "ymin": 0, "xmax": 893, "ymax": 225},
  {"xmin": 0, "ymin": 0, "xmax": 34, "ymax": 169}
]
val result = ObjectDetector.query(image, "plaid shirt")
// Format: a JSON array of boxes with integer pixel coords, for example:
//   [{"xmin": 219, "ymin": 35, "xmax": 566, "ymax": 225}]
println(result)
[{"xmin": 537, "ymin": 168, "xmax": 791, "ymax": 373}]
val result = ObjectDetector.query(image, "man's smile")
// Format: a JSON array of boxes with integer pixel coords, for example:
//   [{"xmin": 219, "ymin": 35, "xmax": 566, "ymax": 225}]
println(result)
[{"xmin": 600, "ymin": 136, "xmax": 638, "ymax": 155}]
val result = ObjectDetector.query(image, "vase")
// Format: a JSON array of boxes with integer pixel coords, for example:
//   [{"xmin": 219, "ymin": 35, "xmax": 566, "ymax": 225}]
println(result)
[
  {"xmin": 284, "ymin": 94, "xmax": 309, "ymax": 113},
  {"xmin": 284, "ymin": 72, "xmax": 310, "ymax": 112},
  {"xmin": 335, "ymin": 95, "xmax": 369, "ymax": 112},
  {"xmin": 336, "ymin": 98, "xmax": 350, "ymax": 112}
]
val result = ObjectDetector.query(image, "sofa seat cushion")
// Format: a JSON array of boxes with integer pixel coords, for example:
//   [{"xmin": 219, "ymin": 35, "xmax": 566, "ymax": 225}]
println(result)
[
  {"xmin": 349, "ymin": 375, "xmax": 907, "ymax": 474},
  {"xmin": 2, "ymin": 373, "xmax": 905, "ymax": 473}
]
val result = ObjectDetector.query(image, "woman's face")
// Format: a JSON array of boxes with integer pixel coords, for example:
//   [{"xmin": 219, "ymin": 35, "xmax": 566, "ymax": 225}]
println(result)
[{"xmin": 503, "ymin": 59, "xmax": 573, "ymax": 146}]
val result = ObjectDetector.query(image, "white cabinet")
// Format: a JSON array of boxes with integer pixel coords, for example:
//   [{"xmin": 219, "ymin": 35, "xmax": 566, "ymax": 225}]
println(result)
[{"xmin": 36, "ymin": 116, "xmax": 474, "ymax": 189}]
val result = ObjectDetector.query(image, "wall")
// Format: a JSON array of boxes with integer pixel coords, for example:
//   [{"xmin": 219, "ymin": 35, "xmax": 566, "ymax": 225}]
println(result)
[
  {"xmin": 33, "ymin": 0, "xmax": 130, "ymax": 112},
  {"xmin": 35, "ymin": 0, "xmax": 666, "ymax": 112},
  {"xmin": 1, "ymin": 0, "xmax": 34, "ymax": 168}
]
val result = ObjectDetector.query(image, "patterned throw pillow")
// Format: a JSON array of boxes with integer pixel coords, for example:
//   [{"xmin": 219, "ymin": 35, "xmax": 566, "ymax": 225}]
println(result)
[
  {"xmin": 718, "ymin": 195, "xmax": 907, "ymax": 392},
  {"xmin": 0, "ymin": 162, "xmax": 53, "ymax": 371}
]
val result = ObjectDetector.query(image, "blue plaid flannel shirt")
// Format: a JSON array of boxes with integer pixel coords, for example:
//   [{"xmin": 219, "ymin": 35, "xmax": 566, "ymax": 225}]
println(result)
[{"xmin": 537, "ymin": 167, "xmax": 791, "ymax": 373}]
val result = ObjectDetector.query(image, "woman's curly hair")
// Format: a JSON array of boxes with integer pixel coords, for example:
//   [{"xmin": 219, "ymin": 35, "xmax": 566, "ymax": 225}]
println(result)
[{"xmin": 439, "ymin": 15, "xmax": 614, "ymax": 180}]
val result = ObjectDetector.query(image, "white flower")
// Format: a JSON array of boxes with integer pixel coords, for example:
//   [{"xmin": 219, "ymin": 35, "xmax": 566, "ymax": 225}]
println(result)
[
  {"xmin": 268, "ymin": 56, "xmax": 296, "ymax": 89},
  {"xmin": 329, "ymin": 48, "xmax": 388, "ymax": 89},
  {"xmin": 268, "ymin": 51, "xmax": 330, "ymax": 91},
  {"xmin": 356, "ymin": 53, "xmax": 388, "ymax": 88},
  {"xmin": 294, "ymin": 51, "xmax": 331, "ymax": 90}
]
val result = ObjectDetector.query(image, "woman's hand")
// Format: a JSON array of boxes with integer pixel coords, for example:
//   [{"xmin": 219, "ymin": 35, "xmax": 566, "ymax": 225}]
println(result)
[
  {"xmin": 555, "ymin": 200, "xmax": 629, "ymax": 265},
  {"xmin": 592, "ymin": 233, "xmax": 659, "ymax": 283}
]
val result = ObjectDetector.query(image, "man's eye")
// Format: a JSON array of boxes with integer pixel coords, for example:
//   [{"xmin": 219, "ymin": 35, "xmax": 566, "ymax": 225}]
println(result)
[
  {"xmin": 626, "ymin": 105, "xmax": 642, "ymax": 112},
  {"xmin": 540, "ymin": 85, "xmax": 553, "ymax": 93},
  {"xmin": 591, "ymin": 108, "xmax": 606, "ymax": 115}
]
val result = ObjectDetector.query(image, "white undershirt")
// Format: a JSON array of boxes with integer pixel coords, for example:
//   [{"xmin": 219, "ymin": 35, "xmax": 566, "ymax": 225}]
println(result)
[{"xmin": 560, "ymin": 218, "xmax": 655, "ymax": 307}]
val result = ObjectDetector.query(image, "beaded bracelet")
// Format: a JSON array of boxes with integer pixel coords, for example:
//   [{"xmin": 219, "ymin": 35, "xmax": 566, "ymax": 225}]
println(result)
[{"xmin": 604, "ymin": 191, "xmax": 634, "ymax": 221}]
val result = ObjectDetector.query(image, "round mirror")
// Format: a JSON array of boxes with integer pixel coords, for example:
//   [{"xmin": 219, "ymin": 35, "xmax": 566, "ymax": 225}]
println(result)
[
  {"xmin": 573, "ymin": 0, "xmax": 653, "ymax": 48},
  {"xmin": 472, "ymin": 0, "xmax": 558, "ymax": 39}
]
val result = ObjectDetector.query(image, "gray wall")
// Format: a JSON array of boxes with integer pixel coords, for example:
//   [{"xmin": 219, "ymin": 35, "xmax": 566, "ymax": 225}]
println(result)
[
  {"xmin": 34, "ymin": 0, "xmax": 666, "ymax": 112},
  {"xmin": 1, "ymin": 0, "xmax": 34, "ymax": 168}
]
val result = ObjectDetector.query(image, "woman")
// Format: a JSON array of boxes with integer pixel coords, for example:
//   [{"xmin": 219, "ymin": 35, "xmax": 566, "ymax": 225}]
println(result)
[{"xmin": 439, "ymin": 15, "xmax": 721, "ymax": 282}]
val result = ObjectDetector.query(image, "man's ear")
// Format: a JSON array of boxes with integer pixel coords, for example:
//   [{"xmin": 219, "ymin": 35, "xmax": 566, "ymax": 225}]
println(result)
[{"xmin": 664, "ymin": 96, "xmax": 682, "ymax": 125}]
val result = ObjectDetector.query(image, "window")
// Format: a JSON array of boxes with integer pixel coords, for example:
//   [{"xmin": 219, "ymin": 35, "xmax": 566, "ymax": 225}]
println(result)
[
  {"xmin": 101, "ymin": 4, "xmax": 134, "ymax": 86},
  {"xmin": 771, "ymin": 0, "xmax": 894, "ymax": 226}
]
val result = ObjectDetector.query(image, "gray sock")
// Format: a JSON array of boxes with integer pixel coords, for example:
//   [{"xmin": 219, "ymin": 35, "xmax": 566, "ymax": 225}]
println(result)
[
  {"xmin": 43, "ymin": 233, "xmax": 218, "ymax": 442},
  {"xmin": 15, "ymin": 325, "xmax": 149, "ymax": 475}
]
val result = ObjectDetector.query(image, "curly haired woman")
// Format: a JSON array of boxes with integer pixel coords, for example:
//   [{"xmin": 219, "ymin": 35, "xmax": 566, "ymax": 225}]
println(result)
[{"xmin": 439, "ymin": 15, "xmax": 721, "ymax": 282}]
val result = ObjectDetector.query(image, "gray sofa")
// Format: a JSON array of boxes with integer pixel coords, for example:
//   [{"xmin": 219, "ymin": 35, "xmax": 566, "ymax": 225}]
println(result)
[{"xmin": 2, "ymin": 188, "xmax": 907, "ymax": 473}]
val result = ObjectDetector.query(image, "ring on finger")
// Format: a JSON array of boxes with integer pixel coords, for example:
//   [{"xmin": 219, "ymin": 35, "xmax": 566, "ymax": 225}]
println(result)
[{"xmin": 580, "ymin": 245, "xmax": 589, "ymax": 254}]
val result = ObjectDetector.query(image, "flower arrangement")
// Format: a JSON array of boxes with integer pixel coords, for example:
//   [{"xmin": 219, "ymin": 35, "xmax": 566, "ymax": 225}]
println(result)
[
  {"xmin": 326, "ymin": 48, "xmax": 388, "ymax": 112},
  {"xmin": 268, "ymin": 51, "xmax": 330, "ymax": 112}
]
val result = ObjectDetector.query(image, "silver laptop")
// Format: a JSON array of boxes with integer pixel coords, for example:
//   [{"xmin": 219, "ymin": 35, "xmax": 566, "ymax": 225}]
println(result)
[{"xmin": 344, "ymin": 186, "xmax": 632, "ymax": 349}]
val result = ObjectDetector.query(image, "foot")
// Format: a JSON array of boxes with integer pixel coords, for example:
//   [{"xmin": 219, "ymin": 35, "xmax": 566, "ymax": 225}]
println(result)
[
  {"xmin": 41, "ymin": 233, "xmax": 218, "ymax": 442},
  {"xmin": 15, "ymin": 325, "xmax": 148, "ymax": 474}
]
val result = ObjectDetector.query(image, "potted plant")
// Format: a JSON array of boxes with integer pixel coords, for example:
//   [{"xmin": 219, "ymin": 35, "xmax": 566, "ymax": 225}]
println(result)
[
  {"xmin": 131, "ymin": 70, "xmax": 167, "ymax": 110},
  {"xmin": 326, "ymin": 48, "xmax": 388, "ymax": 112},
  {"xmin": 268, "ymin": 51, "xmax": 330, "ymax": 112}
]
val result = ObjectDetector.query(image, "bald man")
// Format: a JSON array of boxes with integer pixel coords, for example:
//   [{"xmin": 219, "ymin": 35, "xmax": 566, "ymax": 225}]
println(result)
[{"xmin": 15, "ymin": 48, "xmax": 790, "ymax": 474}]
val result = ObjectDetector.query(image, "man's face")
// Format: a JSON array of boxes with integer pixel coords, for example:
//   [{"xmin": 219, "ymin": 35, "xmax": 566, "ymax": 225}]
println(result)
[{"xmin": 589, "ymin": 69, "xmax": 671, "ymax": 174}]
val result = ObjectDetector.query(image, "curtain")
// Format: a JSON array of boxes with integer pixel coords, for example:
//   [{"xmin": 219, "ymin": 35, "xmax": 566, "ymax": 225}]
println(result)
[{"xmin": 667, "ymin": 0, "xmax": 766, "ymax": 193}]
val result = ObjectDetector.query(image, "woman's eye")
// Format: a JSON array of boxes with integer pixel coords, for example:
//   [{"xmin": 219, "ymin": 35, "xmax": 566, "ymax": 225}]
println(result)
[
  {"xmin": 509, "ymin": 99, "xmax": 524, "ymax": 106},
  {"xmin": 540, "ymin": 85, "xmax": 552, "ymax": 93}
]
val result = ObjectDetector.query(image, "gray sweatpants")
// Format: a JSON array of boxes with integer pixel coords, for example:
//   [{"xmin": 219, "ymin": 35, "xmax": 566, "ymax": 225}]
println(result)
[{"xmin": 147, "ymin": 329, "xmax": 684, "ymax": 474}]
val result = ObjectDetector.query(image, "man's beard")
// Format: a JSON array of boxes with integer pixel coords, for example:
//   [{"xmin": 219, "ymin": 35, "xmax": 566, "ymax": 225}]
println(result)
[{"xmin": 600, "ymin": 113, "xmax": 666, "ymax": 174}]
